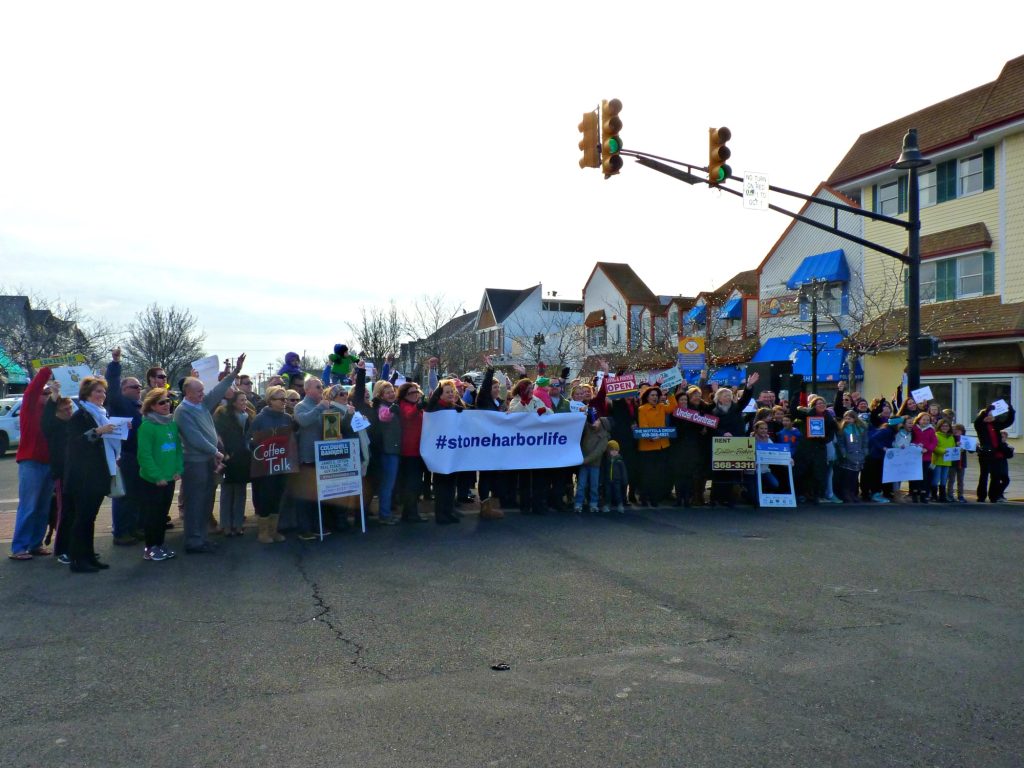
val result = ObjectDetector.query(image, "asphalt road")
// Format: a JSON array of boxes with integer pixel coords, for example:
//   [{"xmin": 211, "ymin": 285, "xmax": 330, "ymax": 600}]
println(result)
[{"xmin": 2, "ymin": 493, "xmax": 1022, "ymax": 768}]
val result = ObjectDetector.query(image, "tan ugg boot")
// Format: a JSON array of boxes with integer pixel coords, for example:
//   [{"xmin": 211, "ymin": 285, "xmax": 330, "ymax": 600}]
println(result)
[
  {"xmin": 480, "ymin": 498, "xmax": 504, "ymax": 520},
  {"xmin": 268, "ymin": 514, "xmax": 286, "ymax": 542},
  {"xmin": 257, "ymin": 516, "xmax": 274, "ymax": 544}
]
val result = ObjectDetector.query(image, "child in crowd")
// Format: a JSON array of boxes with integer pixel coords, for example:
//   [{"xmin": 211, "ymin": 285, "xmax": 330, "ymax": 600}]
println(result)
[
  {"xmin": 603, "ymin": 440, "xmax": 629, "ymax": 515},
  {"xmin": 576, "ymin": 408, "xmax": 611, "ymax": 515},
  {"xmin": 776, "ymin": 415, "xmax": 800, "ymax": 454},
  {"xmin": 947, "ymin": 424, "xmax": 969, "ymax": 503},
  {"xmin": 910, "ymin": 412, "xmax": 937, "ymax": 503},
  {"xmin": 835, "ymin": 410, "xmax": 868, "ymax": 503},
  {"xmin": 328, "ymin": 344, "xmax": 360, "ymax": 385},
  {"xmin": 865, "ymin": 417, "xmax": 897, "ymax": 503},
  {"xmin": 931, "ymin": 418, "xmax": 956, "ymax": 502}
]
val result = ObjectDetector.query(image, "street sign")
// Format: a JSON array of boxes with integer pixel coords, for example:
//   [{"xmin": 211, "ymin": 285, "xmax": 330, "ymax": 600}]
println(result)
[{"xmin": 743, "ymin": 172, "xmax": 769, "ymax": 210}]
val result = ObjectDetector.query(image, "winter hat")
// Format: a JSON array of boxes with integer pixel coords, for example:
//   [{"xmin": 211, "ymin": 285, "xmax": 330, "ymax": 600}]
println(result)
[
  {"xmin": 888, "ymin": 417, "xmax": 904, "ymax": 426},
  {"xmin": 334, "ymin": 343, "xmax": 344, "ymax": 355},
  {"xmin": 607, "ymin": 440, "xmax": 620, "ymax": 451},
  {"xmin": 536, "ymin": 376, "xmax": 551, "ymax": 387}
]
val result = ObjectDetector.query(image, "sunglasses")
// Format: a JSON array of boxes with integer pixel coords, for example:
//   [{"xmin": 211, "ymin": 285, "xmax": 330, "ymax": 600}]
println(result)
[
  {"xmin": 270, "ymin": 396, "xmax": 286, "ymax": 402},
  {"xmin": 154, "ymin": 374, "xmax": 167, "ymax": 380},
  {"xmin": 287, "ymin": 397, "xmax": 301, "ymax": 402},
  {"xmin": 156, "ymin": 399, "xmax": 170, "ymax": 406}
]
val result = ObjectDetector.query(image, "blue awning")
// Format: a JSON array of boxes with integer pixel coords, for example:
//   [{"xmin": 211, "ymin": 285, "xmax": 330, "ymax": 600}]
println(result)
[
  {"xmin": 684, "ymin": 304, "xmax": 706, "ymax": 325},
  {"xmin": 709, "ymin": 365, "xmax": 744, "ymax": 387},
  {"xmin": 0, "ymin": 347, "xmax": 28, "ymax": 385},
  {"xmin": 786, "ymin": 249, "xmax": 850, "ymax": 290},
  {"xmin": 751, "ymin": 332, "xmax": 862, "ymax": 382},
  {"xmin": 717, "ymin": 297, "xmax": 742, "ymax": 319}
]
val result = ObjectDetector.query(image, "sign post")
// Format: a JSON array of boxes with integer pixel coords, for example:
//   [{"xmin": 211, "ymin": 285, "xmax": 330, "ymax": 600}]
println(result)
[{"xmin": 314, "ymin": 439, "xmax": 365, "ymax": 537}]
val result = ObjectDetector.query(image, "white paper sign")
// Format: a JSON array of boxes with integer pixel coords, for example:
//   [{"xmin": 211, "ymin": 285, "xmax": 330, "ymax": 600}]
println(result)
[
  {"xmin": 960, "ymin": 435, "xmax": 978, "ymax": 452},
  {"xmin": 943, "ymin": 447, "xmax": 962, "ymax": 462},
  {"xmin": 991, "ymin": 399, "xmax": 1009, "ymax": 417},
  {"xmin": 191, "ymin": 355, "xmax": 220, "ymax": 391},
  {"xmin": 569, "ymin": 400, "xmax": 587, "ymax": 413},
  {"xmin": 364, "ymin": 362, "xmax": 376, "ymax": 381},
  {"xmin": 654, "ymin": 366, "xmax": 683, "ymax": 390},
  {"xmin": 742, "ymin": 400, "xmax": 758, "ymax": 413},
  {"xmin": 882, "ymin": 445, "xmax": 924, "ymax": 483},
  {"xmin": 50, "ymin": 364, "xmax": 93, "ymax": 395},
  {"xmin": 394, "ymin": 375, "xmax": 407, "ymax": 386},
  {"xmin": 314, "ymin": 439, "xmax": 362, "ymax": 501},
  {"xmin": 743, "ymin": 172, "xmax": 770, "ymax": 211},
  {"xmin": 350, "ymin": 411, "xmax": 371, "ymax": 432},
  {"xmin": 102, "ymin": 416, "xmax": 134, "ymax": 441},
  {"xmin": 910, "ymin": 385, "xmax": 934, "ymax": 403}
]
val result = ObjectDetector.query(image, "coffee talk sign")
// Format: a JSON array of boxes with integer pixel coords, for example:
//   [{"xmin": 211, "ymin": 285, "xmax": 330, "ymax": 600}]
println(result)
[{"xmin": 250, "ymin": 430, "xmax": 298, "ymax": 477}]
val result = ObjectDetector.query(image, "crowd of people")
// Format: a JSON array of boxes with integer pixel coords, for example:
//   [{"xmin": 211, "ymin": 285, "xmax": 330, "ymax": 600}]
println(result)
[{"xmin": 7, "ymin": 346, "xmax": 1017, "ymax": 572}]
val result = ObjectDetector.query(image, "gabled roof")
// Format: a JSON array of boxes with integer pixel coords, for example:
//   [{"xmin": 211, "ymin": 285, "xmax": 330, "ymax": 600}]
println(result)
[
  {"xmin": 850, "ymin": 295, "xmax": 1024, "ymax": 349},
  {"xmin": 906, "ymin": 222, "xmax": 992, "ymax": 260},
  {"xmin": 423, "ymin": 310, "xmax": 480, "ymax": 343},
  {"xmin": 585, "ymin": 262, "xmax": 659, "ymax": 306},
  {"xmin": 714, "ymin": 269, "xmax": 758, "ymax": 296},
  {"xmin": 754, "ymin": 183, "xmax": 861, "ymax": 276},
  {"xmin": 828, "ymin": 55, "xmax": 1024, "ymax": 185},
  {"xmin": 483, "ymin": 286, "xmax": 536, "ymax": 323}
]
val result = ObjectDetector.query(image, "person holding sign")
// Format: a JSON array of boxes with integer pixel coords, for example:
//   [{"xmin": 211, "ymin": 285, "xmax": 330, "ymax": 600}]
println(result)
[
  {"xmin": 790, "ymin": 394, "xmax": 838, "ymax": 505},
  {"xmin": 668, "ymin": 382, "xmax": 714, "ymax": 507},
  {"xmin": 424, "ymin": 379, "xmax": 467, "ymax": 524},
  {"xmin": 635, "ymin": 383, "xmax": 677, "ymax": 507},
  {"xmin": 948, "ymin": 424, "xmax": 969, "ymax": 503},
  {"xmin": 974, "ymin": 402, "xmax": 1015, "ymax": 503},
  {"xmin": 709, "ymin": 371, "xmax": 758, "ymax": 506},
  {"xmin": 930, "ymin": 419, "xmax": 956, "ymax": 503},
  {"xmin": 249, "ymin": 385, "xmax": 294, "ymax": 543},
  {"xmin": 214, "ymin": 391, "xmax": 253, "ymax": 536}
]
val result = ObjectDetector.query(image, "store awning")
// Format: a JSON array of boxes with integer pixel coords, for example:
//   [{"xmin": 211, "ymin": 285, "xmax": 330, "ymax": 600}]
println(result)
[
  {"xmin": 717, "ymin": 297, "xmax": 742, "ymax": 319},
  {"xmin": 0, "ymin": 347, "xmax": 28, "ymax": 385},
  {"xmin": 709, "ymin": 365, "xmax": 745, "ymax": 387},
  {"xmin": 684, "ymin": 304, "xmax": 707, "ymax": 325},
  {"xmin": 786, "ymin": 249, "xmax": 850, "ymax": 290},
  {"xmin": 751, "ymin": 332, "xmax": 861, "ymax": 382},
  {"xmin": 584, "ymin": 309, "xmax": 606, "ymax": 328}
]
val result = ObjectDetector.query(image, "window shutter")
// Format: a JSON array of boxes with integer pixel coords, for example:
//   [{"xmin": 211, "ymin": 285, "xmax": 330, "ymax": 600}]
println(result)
[
  {"xmin": 840, "ymin": 285, "xmax": 849, "ymax": 316},
  {"xmin": 897, "ymin": 175, "xmax": 908, "ymax": 214},
  {"xmin": 903, "ymin": 270, "xmax": 909, "ymax": 306},
  {"xmin": 871, "ymin": 184, "xmax": 878, "ymax": 214},
  {"xmin": 983, "ymin": 147, "xmax": 995, "ymax": 191},
  {"xmin": 936, "ymin": 160, "xmax": 957, "ymax": 203},
  {"xmin": 983, "ymin": 251, "xmax": 996, "ymax": 295},
  {"xmin": 936, "ymin": 260, "xmax": 955, "ymax": 302}
]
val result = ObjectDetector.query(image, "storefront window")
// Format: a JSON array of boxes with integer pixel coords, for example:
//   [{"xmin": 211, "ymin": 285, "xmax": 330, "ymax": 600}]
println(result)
[
  {"xmin": 926, "ymin": 381, "xmax": 954, "ymax": 412},
  {"xmin": 970, "ymin": 380, "xmax": 1012, "ymax": 422}
]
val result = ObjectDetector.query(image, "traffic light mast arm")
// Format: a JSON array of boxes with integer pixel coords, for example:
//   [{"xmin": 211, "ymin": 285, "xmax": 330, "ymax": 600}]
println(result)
[{"xmin": 621, "ymin": 149, "xmax": 912, "ymax": 265}]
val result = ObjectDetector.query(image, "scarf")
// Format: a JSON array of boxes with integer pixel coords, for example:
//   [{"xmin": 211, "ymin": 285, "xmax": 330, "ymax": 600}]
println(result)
[
  {"xmin": 81, "ymin": 400, "xmax": 121, "ymax": 477},
  {"xmin": 145, "ymin": 412, "xmax": 173, "ymax": 426}
]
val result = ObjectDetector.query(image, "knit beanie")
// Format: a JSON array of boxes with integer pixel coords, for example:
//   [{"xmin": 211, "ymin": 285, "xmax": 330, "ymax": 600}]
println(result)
[{"xmin": 607, "ymin": 440, "xmax": 620, "ymax": 451}]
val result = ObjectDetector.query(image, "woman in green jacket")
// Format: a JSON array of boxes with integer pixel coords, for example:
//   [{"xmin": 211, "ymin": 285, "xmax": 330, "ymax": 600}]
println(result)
[{"xmin": 137, "ymin": 388, "xmax": 184, "ymax": 561}]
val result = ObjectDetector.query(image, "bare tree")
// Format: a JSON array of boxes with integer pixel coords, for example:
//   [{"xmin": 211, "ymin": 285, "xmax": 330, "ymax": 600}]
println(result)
[
  {"xmin": 347, "ymin": 301, "xmax": 404, "ymax": 372},
  {"xmin": 504, "ymin": 311, "xmax": 587, "ymax": 371},
  {"xmin": 121, "ymin": 304, "xmax": 206, "ymax": 384},
  {"xmin": 0, "ymin": 289, "xmax": 118, "ymax": 374},
  {"xmin": 403, "ymin": 293, "xmax": 478, "ymax": 376}
]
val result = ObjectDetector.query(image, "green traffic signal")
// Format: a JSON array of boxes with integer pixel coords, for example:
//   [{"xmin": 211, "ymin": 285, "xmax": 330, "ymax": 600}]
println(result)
[{"xmin": 607, "ymin": 136, "xmax": 622, "ymax": 153}]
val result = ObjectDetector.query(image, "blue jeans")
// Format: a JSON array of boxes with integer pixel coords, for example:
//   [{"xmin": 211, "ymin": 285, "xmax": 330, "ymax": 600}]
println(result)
[
  {"xmin": 376, "ymin": 453, "xmax": 400, "ymax": 518},
  {"xmin": 931, "ymin": 465, "xmax": 949, "ymax": 488},
  {"xmin": 574, "ymin": 465, "xmax": 599, "ymax": 508},
  {"xmin": 11, "ymin": 460, "xmax": 54, "ymax": 554}
]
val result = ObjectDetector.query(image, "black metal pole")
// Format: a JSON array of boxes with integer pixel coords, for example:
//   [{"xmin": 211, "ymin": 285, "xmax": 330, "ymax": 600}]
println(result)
[
  {"xmin": 906, "ymin": 165, "xmax": 922, "ymax": 392},
  {"xmin": 810, "ymin": 290, "xmax": 818, "ymax": 394}
]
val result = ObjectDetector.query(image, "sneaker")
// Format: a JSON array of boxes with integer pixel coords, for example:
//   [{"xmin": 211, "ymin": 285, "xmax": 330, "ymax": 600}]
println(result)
[
  {"xmin": 378, "ymin": 517, "xmax": 399, "ymax": 526},
  {"xmin": 823, "ymin": 496, "xmax": 843, "ymax": 504},
  {"xmin": 143, "ymin": 546, "xmax": 154, "ymax": 561},
  {"xmin": 958, "ymin": 496, "xmax": 967, "ymax": 504},
  {"xmin": 871, "ymin": 493, "xmax": 890, "ymax": 504},
  {"xmin": 56, "ymin": 553, "xmax": 70, "ymax": 565},
  {"xmin": 573, "ymin": 506, "xmax": 583, "ymax": 516},
  {"xmin": 616, "ymin": 504, "xmax": 625, "ymax": 515},
  {"xmin": 149, "ymin": 547, "xmax": 170, "ymax": 562},
  {"xmin": 601, "ymin": 506, "xmax": 610, "ymax": 514},
  {"xmin": 163, "ymin": 547, "xmax": 176, "ymax": 558}
]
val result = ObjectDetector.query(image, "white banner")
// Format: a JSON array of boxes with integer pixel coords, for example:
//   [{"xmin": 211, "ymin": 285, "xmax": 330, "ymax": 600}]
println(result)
[
  {"xmin": 420, "ymin": 411, "xmax": 585, "ymax": 473},
  {"xmin": 882, "ymin": 445, "xmax": 924, "ymax": 483}
]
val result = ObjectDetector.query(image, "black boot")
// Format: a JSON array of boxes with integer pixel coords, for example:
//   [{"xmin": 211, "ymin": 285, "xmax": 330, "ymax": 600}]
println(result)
[
  {"xmin": 89, "ymin": 555, "xmax": 111, "ymax": 570},
  {"xmin": 70, "ymin": 559, "xmax": 100, "ymax": 573}
]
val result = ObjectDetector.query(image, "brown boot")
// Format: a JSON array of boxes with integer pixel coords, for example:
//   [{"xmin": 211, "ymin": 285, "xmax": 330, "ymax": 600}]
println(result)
[
  {"xmin": 480, "ymin": 498, "xmax": 504, "ymax": 520},
  {"xmin": 268, "ymin": 514, "xmax": 286, "ymax": 542},
  {"xmin": 256, "ymin": 516, "xmax": 274, "ymax": 544}
]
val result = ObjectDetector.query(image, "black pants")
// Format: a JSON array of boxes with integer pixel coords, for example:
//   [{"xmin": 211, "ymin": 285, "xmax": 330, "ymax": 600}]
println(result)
[
  {"xmin": 456, "ymin": 471, "xmax": 476, "ymax": 500},
  {"xmin": 433, "ymin": 472, "xmax": 457, "ymax": 521},
  {"xmin": 978, "ymin": 455, "xmax": 1009, "ymax": 502},
  {"xmin": 517, "ymin": 470, "xmax": 548, "ymax": 514},
  {"xmin": 835, "ymin": 467, "xmax": 860, "ymax": 501},
  {"xmin": 637, "ymin": 449, "xmax": 671, "ymax": 505},
  {"xmin": 68, "ymin": 490, "xmax": 106, "ymax": 562},
  {"xmin": 252, "ymin": 474, "xmax": 288, "ymax": 518},
  {"xmin": 139, "ymin": 479, "xmax": 175, "ymax": 548},
  {"xmin": 398, "ymin": 456, "xmax": 425, "ymax": 517}
]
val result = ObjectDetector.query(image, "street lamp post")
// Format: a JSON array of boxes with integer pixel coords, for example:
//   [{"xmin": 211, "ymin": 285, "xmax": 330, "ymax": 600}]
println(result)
[
  {"xmin": 893, "ymin": 128, "xmax": 931, "ymax": 392},
  {"xmin": 533, "ymin": 333, "xmax": 545, "ymax": 368}
]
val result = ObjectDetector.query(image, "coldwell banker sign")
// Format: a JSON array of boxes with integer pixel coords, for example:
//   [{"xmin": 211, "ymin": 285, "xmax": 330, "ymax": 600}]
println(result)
[{"xmin": 420, "ymin": 411, "xmax": 585, "ymax": 474}]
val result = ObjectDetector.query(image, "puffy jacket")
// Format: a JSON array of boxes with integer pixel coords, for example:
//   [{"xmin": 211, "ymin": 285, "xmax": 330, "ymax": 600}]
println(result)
[{"xmin": 912, "ymin": 425, "xmax": 938, "ymax": 463}]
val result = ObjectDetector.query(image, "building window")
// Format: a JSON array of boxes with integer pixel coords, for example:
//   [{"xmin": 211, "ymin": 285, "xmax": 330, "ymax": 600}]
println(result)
[
  {"xmin": 958, "ymin": 253, "xmax": 985, "ymax": 297},
  {"xmin": 959, "ymin": 154, "xmax": 984, "ymax": 196},
  {"xmin": 918, "ymin": 168, "xmax": 937, "ymax": 208},
  {"xmin": 913, "ymin": 251, "xmax": 994, "ymax": 304},
  {"xmin": 668, "ymin": 309, "xmax": 679, "ymax": 336},
  {"xmin": 878, "ymin": 181, "xmax": 899, "ymax": 216},
  {"xmin": 488, "ymin": 329, "xmax": 497, "ymax": 349},
  {"xmin": 587, "ymin": 325, "xmax": 606, "ymax": 348},
  {"xmin": 970, "ymin": 380, "xmax": 1012, "ymax": 426},
  {"xmin": 799, "ymin": 282, "xmax": 846, "ymax": 319}
]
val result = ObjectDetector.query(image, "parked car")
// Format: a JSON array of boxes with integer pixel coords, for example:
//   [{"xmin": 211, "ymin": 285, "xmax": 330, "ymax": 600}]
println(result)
[{"xmin": 0, "ymin": 398, "xmax": 21, "ymax": 455}]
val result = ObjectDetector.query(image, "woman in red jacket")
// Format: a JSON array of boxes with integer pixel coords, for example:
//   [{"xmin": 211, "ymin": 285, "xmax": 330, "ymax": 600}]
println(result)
[
  {"xmin": 9, "ymin": 366, "xmax": 54, "ymax": 561},
  {"xmin": 396, "ymin": 381, "xmax": 427, "ymax": 522}
]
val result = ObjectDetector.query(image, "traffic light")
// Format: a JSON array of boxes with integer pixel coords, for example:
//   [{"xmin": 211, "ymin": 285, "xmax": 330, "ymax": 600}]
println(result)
[
  {"xmin": 708, "ymin": 126, "xmax": 732, "ymax": 185},
  {"xmin": 578, "ymin": 111, "xmax": 600, "ymax": 169},
  {"xmin": 601, "ymin": 98, "xmax": 623, "ymax": 178}
]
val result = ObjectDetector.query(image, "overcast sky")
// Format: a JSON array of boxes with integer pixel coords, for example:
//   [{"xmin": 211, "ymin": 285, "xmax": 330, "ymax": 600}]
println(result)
[{"xmin": 1, "ymin": 1, "xmax": 1021, "ymax": 377}]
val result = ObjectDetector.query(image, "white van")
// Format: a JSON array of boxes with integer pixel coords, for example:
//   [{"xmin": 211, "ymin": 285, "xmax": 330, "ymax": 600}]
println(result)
[{"xmin": 0, "ymin": 398, "xmax": 21, "ymax": 455}]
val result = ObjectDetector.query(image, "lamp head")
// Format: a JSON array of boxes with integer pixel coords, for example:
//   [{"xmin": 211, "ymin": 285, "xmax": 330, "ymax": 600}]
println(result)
[{"xmin": 893, "ymin": 128, "xmax": 930, "ymax": 170}]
